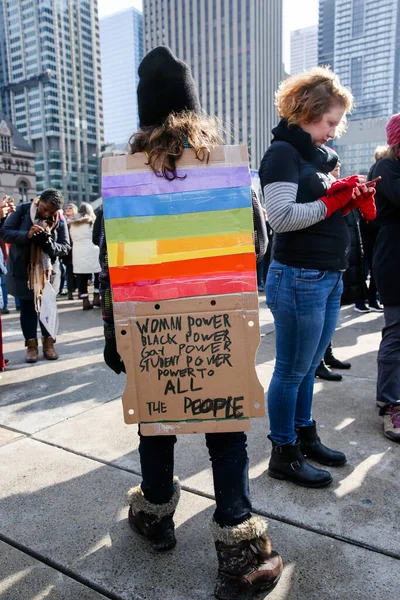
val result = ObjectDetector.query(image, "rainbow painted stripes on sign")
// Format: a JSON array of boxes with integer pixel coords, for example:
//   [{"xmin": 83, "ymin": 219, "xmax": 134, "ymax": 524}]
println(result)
[{"xmin": 102, "ymin": 146, "xmax": 257, "ymax": 303}]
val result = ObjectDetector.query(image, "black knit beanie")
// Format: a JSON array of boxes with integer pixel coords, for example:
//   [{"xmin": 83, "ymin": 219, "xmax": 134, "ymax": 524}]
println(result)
[{"xmin": 137, "ymin": 46, "xmax": 201, "ymax": 128}]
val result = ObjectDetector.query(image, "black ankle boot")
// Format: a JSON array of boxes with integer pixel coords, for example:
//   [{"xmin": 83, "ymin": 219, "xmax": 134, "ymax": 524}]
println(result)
[
  {"xmin": 268, "ymin": 437, "xmax": 332, "ymax": 488},
  {"xmin": 296, "ymin": 421, "xmax": 346, "ymax": 467},
  {"xmin": 127, "ymin": 478, "xmax": 180, "ymax": 551},
  {"xmin": 324, "ymin": 343, "xmax": 351, "ymax": 370},
  {"xmin": 315, "ymin": 361, "xmax": 343, "ymax": 381}
]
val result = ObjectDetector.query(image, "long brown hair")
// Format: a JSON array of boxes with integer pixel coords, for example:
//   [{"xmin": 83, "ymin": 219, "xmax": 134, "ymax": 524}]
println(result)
[{"xmin": 129, "ymin": 111, "xmax": 222, "ymax": 180}]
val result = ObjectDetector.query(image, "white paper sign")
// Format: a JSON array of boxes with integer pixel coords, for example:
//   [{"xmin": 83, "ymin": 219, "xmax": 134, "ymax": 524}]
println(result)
[{"xmin": 39, "ymin": 281, "xmax": 59, "ymax": 339}]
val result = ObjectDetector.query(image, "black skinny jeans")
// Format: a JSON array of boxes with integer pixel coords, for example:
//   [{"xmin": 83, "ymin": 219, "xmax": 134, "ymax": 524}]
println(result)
[
  {"xmin": 20, "ymin": 298, "xmax": 50, "ymax": 340},
  {"xmin": 138, "ymin": 429, "xmax": 252, "ymax": 527}
]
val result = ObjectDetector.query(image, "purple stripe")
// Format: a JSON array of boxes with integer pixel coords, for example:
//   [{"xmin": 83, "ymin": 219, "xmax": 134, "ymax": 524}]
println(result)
[{"xmin": 102, "ymin": 166, "xmax": 250, "ymax": 197}]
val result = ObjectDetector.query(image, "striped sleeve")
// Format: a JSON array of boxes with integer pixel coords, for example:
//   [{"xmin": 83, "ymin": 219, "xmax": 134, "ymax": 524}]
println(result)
[
  {"xmin": 263, "ymin": 182, "xmax": 327, "ymax": 233},
  {"xmin": 259, "ymin": 141, "xmax": 327, "ymax": 233}
]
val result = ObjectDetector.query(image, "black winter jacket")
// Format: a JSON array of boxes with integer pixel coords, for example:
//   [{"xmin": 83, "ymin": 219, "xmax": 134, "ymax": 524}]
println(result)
[
  {"xmin": 341, "ymin": 210, "xmax": 367, "ymax": 305},
  {"xmin": 370, "ymin": 157, "xmax": 400, "ymax": 305},
  {"xmin": 0, "ymin": 203, "xmax": 71, "ymax": 299},
  {"xmin": 259, "ymin": 119, "xmax": 350, "ymax": 271}
]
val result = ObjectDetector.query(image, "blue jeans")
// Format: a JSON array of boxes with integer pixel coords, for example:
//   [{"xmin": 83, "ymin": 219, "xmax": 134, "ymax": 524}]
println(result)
[
  {"xmin": 0, "ymin": 274, "xmax": 7, "ymax": 309},
  {"xmin": 266, "ymin": 259, "xmax": 343, "ymax": 445},
  {"xmin": 138, "ymin": 429, "xmax": 252, "ymax": 527}
]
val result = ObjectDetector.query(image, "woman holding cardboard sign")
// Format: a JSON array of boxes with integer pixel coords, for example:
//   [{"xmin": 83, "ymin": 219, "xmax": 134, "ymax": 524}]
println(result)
[
  {"xmin": 100, "ymin": 47, "xmax": 282, "ymax": 600},
  {"xmin": 259, "ymin": 68, "xmax": 377, "ymax": 488}
]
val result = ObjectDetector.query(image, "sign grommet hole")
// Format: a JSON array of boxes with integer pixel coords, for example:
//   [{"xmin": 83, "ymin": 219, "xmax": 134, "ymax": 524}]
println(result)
[
  {"xmin": 128, "ymin": 409, "xmax": 134, "ymax": 415},
  {"xmin": 121, "ymin": 330, "xmax": 127, "ymax": 336},
  {"xmin": 154, "ymin": 304, "xmax": 160, "ymax": 310},
  {"xmin": 254, "ymin": 402, "xmax": 260, "ymax": 409},
  {"xmin": 248, "ymin": 321, "xmax": 254, "ymax": 327},
  {"xmin": 210, "ymin": 300, "xmax": 216, "ymax": 306}
]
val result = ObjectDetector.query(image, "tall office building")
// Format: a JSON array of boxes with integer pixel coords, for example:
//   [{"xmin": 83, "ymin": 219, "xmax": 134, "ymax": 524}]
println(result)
[
  {"xmin": 319, "ymin": 0, "xmax": 400, "ymax": 174},
  {"xmin": 318, "ymin": 0, "xmax": 335, "ymax": 69},
  {"xmin": 100, "ymin": 8, "xmax": 143, "ymax": 150},
  {"xmin": 0, "ymin": 0, "xmax": 103, "ymax": 203},
  {"xmin": 290, "ymin": 25, "xmax": 318, "ymax": 75},
  {"xmin": 143, "ymin": 0, "xmax": 284, "ymax": 169}
]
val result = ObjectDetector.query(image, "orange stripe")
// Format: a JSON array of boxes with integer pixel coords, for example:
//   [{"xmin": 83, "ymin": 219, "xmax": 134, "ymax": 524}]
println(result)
[{"xmin": 109, "ymin": 253, "xmax": 256, "ymax": 284}]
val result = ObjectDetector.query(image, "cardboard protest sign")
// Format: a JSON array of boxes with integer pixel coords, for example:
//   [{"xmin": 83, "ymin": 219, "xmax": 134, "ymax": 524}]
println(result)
[{"xmin": 103, "ymin": 145, "xmax": 265, "ymax": 435}]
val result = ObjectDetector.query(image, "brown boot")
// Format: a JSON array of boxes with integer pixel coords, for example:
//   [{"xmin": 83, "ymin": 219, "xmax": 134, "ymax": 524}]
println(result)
[
  {"xmin": 82, "ymin": 296, "xmax": 93, "ymax": 310},
  {"xmin": 92, "ymin": 292, "xmax": 101, "ymax": 307},
  {"xmin": 25, "ymin": 339, "xmax": 39, "ymax": 363},
  {"xmin": 127, "ymin": 477, "xmax": 180, "ymax": 552},
  {"xmin": 212, "ymin": 516, "xmax": 283, "ymax": 600},
  {"xmin": 42, "ymin": 337, "xmax": 59, "ymax": 360}
]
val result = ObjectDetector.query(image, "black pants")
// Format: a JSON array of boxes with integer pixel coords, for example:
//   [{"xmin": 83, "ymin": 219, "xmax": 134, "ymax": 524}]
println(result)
[
  {"xmin": 65, "ymin": 262, "xmax": 76, "ymax": 294},
  {"xmin": 20, "ymin": 298, "xmax": 50, "ymax": 340},
  {"xmin": 138, "ymin": 429, "xmax": 252, "ymax": 527},
  {"xmin": 362, "ymin": 231, "xmax": 378, "ymax": 303},
  {"xmin": 377, "ymin": 305, "xmax": 400, "ymax": 413},
  {"xmin": 76, "ymin": 273, "xmax": 99, "ymax": 297}
]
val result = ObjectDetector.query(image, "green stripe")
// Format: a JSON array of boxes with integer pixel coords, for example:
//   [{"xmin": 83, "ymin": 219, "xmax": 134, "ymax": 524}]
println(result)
[{"xmin": 104, "ymin": 208, "xmax": 253, "ymax": 243}]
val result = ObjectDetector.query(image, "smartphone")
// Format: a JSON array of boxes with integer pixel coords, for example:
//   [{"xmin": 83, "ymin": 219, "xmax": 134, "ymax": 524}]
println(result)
[{"xmin": 357, "ymin": 176, "xmax": 382, "ymax": 187}]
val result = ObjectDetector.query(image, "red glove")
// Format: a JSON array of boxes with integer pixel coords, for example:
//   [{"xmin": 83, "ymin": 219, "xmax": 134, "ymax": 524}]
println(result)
[
  {"xmin": 354, "ymin": 188, "xmax": 377, "ymax": 222},
  {"xmin": 321, "ymin": 175, "xmax": 360, "ymax": 219},
  {"xmin": 341, "ymin": 197, "xmax": 358, "ymax": 216},
  {"xmin": 326, "ymin": 175, "xmax": 360, "ymax": 196}
]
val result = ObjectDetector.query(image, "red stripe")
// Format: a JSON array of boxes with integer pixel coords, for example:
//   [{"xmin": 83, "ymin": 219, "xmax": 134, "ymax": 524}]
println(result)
[
  {"xmin": 109, "ymin": 253, "xmax": 256, "ymax": 285},
  {"xmin": 112, "ymin": 271, "xmax": 257, "ymax": 302}
]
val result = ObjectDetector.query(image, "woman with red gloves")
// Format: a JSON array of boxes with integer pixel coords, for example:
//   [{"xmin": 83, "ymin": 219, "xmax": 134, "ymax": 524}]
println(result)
[{"xmin": 259, "ymin": 67, "xmax": 376, "ymax": 488}]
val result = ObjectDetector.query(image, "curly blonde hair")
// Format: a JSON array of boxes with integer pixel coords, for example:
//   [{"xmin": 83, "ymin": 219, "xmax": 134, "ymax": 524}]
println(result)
[
  {"xmin": 275, "ymin": 67, "xmax": 354, "ymax": 137},
  {"xmin": 129, "ymin": 111, "xmax": 222, "ymax": 180}
]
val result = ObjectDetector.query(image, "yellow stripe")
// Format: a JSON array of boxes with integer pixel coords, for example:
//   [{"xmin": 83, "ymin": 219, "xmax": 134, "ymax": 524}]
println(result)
[
  {"xmin": 158, "ymin": 233, "xmax": 252, "ymax": 254},
  {"xmin": 107, "ymin": 233, "xmax": 254, "ymax": 267},
  {"xmin": 117, "ymin": 243, "xmax": 125, "ymax": 266}
]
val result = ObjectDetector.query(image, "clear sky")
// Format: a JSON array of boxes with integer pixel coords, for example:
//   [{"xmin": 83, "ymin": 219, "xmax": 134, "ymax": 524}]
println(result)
[{"xmin": 97, "ymin": 0, "xmax": 319, "ymax": 71}]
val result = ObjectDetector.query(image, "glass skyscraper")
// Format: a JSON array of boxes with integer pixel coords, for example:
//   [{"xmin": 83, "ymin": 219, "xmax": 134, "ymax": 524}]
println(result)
[
  {"xmin": 0, "ymin": 0, "xmax": 103, "ymax": 203},
  {"xmin": 319, "ymin": 0, "xmax": 400, "ymax": 174},
  {"xmin": 100, "ymin": 7, "xmax": 143, "ymax": 150},
  {"xmin": 142, "ymin": 0, "xmax": 284, "ymax": 169}
]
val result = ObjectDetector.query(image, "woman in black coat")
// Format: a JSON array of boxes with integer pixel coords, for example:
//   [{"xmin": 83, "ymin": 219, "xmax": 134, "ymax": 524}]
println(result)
[
  {"xmin": 0, "ymin": 189, "xmax": 70, "ymax": 363},
  {"xmin": 369, "ymin": 114, "xmax": 400, "ymax": 442}
]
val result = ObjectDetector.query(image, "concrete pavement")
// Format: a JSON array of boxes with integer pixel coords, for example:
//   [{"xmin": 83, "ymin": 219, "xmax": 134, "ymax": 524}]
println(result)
[{"xmin": 0, "ymin": 295, "xmax": 398, "ymax": 600}]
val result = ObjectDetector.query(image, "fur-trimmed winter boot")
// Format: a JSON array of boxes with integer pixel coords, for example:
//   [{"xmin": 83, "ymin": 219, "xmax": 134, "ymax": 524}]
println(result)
[
  {"xmin": 127, "ymin": 477, "xmax": 180, "ymax": 552},
  {"xmin": 212, "ymin": 516, "xmax": 283, "ymax": 600}
]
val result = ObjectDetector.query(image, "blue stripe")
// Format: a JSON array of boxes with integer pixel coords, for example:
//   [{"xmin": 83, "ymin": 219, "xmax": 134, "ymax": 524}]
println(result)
[{"xmin": 103, "ymin": 186, "xmax": 252, "ymax": 219}]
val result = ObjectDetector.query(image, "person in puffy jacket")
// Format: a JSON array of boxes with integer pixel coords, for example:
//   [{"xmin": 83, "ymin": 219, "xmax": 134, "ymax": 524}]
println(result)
[{"xmin": 69, "ymin": 202, "xmax": 101, "ymax": 310}]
